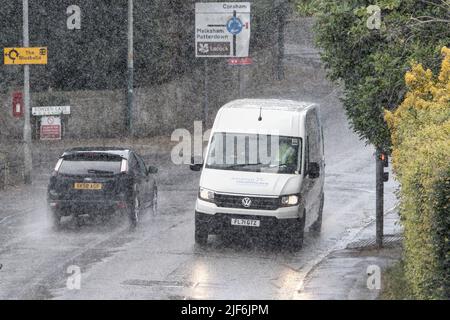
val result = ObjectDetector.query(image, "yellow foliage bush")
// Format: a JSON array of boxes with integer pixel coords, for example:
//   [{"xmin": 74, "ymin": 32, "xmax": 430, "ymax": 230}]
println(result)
[{"xmin": 385, "ymin": 47, "xmax": 450, "ymax": 299}]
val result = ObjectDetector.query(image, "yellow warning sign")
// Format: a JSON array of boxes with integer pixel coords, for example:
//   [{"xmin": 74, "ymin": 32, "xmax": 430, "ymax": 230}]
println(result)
[{"xmin": 3, "ymin": 47, "xmax": 48, "ymax": 65}]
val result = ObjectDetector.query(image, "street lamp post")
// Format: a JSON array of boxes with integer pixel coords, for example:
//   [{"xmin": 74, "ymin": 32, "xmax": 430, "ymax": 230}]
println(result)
[
  {"xmin": 127, "ymin": 0, "xmax": 134, "ymax": 136},
  {"xmin": 23, "ymin": 0, "xmax": 32, "ymax": 184}
]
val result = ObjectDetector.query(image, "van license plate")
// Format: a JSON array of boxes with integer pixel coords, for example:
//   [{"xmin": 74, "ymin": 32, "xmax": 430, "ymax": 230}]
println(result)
[{"xmin": 231, "ymin": 218, "xmax": 260, "ymax": 227}]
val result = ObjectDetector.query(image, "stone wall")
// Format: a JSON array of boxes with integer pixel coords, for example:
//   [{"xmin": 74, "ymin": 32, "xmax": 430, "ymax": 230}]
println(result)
[{"xmin": 0, "ymin": 48, "xmax": 275, "ymax": 142}]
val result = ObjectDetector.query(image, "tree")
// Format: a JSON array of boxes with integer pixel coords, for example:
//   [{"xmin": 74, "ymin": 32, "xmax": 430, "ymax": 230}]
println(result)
[{"xmin": 302, "ymin": 0, "xmax": 449, "ymax": 149}]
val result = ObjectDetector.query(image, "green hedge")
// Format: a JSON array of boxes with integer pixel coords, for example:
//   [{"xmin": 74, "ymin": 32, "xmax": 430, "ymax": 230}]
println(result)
[{"xmin": 385, "ymin": 47, "xmax": 450, "ymax": 299}]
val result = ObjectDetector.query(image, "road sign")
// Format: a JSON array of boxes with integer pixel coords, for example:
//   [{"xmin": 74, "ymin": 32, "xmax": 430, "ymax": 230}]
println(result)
[
  {"xmin": 40, "ymin": 116, "xmax": 61, "ymax": 140},
  {"xmin": 228, "ymin": 57, "xmax": 253, "ymax": 65},
  {"xmin": 3, "ymin": 47, "xmax": 48, "ymax": 65},
  {"xmin": 227, "ymin": 16, "xmax": 244, "ymax": 35},
  {"xmin": 32, "ymin": 106, "xmax": 70, "ymax": 116},
  {"xmin": 195, "ymin": 2, "xmax": 251, "ymax": 58}
]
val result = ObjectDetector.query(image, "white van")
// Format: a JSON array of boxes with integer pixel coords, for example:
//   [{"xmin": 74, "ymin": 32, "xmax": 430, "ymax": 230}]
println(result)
[{"xmin": 190, "ymin": 99, "xmax": 325, "ymax": 249}]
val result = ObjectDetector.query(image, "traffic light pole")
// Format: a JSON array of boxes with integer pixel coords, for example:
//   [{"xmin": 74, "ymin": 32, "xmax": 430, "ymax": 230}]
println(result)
[
  {"xmin": 23, "ymin": 0, "xmax": 32, "ymax": 184},
  {"xmin": 375, "ymin": 148, "xmax": 384, "ymax": 248}
]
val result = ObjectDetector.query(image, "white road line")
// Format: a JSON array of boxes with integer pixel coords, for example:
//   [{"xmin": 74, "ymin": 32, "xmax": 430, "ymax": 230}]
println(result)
[{"xmin": 0, "ymin": 208, "xmax": 34, "ymax": 225}]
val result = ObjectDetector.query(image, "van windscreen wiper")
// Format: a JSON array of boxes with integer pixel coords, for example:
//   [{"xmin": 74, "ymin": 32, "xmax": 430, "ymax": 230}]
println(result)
[{"xmin": 225, "ymin": 163, "xmax": 263, "ymax": 170}]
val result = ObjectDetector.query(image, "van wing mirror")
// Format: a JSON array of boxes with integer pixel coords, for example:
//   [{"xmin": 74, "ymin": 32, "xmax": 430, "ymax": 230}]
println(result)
[
  {"xmin": 190, "ymin": 156, "xmax": 203, "ymax": 172},
  {"xmin": 308, "ymin": 162, "xmax": 320, "ymax": 179}
]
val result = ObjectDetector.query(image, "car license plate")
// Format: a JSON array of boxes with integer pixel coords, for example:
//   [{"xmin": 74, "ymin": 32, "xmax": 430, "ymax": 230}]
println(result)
[
  {"xmin": 231, "ymin": 218, "xmax": 260, "ymax": 227},
  {"xmin": 73, "ymin": 183, "xmax": 103, "ymax": 190}
]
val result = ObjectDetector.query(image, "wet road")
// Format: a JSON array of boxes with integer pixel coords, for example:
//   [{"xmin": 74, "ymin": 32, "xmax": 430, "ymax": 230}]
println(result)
[
  {"xmin": 0, "ymin": 79, "xmax": 397, "ymax": 299},
  {"xmin": 0, "ymin": 18, "xmax": 398, "ymax": 300}
]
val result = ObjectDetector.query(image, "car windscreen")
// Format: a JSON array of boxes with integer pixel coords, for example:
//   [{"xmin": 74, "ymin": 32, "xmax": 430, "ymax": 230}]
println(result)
[
  {"xmin": 58, "ymin": 153, "xmax": 123, "ymax": 175},
  {"xmin": 205, "ymin": 133, "xmax": 302, "ymax": 174}
]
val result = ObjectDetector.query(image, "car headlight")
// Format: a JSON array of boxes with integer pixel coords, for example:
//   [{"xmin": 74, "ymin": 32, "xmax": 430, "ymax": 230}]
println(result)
[
  {"xmin": 280, "ymin": 194, "xmax": 299, "ymax": 207},
  {"xmin": 199, "ymin": 187, "xmax": 215, "ymax": 202}
]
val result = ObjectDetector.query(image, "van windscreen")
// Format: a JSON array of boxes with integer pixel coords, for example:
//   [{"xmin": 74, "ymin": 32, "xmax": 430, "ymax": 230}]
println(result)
[{"xmin": 205, "ymin": 133, "xmax": 302, "ymax": 174}]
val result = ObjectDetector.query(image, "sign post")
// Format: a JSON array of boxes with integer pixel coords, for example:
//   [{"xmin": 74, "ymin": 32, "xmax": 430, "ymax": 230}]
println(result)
[
  {"xmin": 195, "ymin": 2, "xmax": 251, "ymax": 125},
  {"xmin": 23, "ymin": 0, "xmax": 32, "ymax": 185},
  {"xmin": 4, "ymin": 1, "xmax": 49, "ymax": 184},
  {"xmin": 228, "ymin": 57, "xmax": 253, "ymax": 97},
  {"xmin": 127, "ymin": 0, "xmax": 134, "ymax": 136}
]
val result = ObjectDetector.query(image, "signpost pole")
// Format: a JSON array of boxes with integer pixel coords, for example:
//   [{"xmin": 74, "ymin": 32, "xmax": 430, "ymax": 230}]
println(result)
[
  {"xmin": 203, "ymin": 59, "xmax": 209, "ymax": 127},
  {"xmin": 127, "ymin": 0, "xmax": 134, "ymax": 136},
  {"xmin": 22, "ymin": 0, "xmax": 32, "ymax": 184},
  {"xmin": 237, "ymin": 66, "xmax": 242, "ymax": 98},
  {"xmin": 375, "ymin": 148, "xmax": 384, "ymax": 248}
]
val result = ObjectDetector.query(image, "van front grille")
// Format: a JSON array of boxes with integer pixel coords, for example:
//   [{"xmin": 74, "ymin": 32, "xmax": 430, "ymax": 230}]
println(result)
[{"xmin": 214, "ymin": 193, "xmax": 280, "ymax": 210}]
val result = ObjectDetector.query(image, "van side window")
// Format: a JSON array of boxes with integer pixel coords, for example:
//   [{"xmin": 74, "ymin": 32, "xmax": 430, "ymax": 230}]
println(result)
[{"xmin": 306, "ymin": 109, "xmax": 321, "ymax": 164}]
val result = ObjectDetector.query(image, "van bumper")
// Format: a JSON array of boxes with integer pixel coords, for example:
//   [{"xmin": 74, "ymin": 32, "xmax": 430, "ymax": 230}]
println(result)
[
  {"xmin": 195, "ymin": 198, "xmax": 302, "ymax": 220},
  {"xmin": 195, "ymin": 198, "xmax": 304, "ymax": 235},
  {"xmin": 195, "ymin": 211, "xmax": 303, "ymax": 235}
]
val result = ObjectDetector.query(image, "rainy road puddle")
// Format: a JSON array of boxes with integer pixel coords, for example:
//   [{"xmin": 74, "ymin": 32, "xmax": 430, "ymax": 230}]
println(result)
[
  {"xmin": 122, "ymin": 279, "xmax": 196, "ymax": 288},
  {"xmin": 122, "ymin": 279, "xmax": 227, "ymax": 300},
  {"xmin": 24, "ymin": 247, "xmax": 120, "ymax": 299},
  {"xmin": 20, "ymin": 232, "xmax": 137, "ymax": 299}
]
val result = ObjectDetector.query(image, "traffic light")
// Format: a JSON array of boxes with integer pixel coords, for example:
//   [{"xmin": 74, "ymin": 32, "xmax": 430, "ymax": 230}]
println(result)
[{"xmin": 379, "ymin": 152, "xmax": 389, "ymax": 182}]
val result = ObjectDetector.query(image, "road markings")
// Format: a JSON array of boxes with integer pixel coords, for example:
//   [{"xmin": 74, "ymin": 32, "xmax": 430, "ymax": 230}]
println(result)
[{"xmin": 0, "ymin": 208, "xmax": 35, "ymax": 225}]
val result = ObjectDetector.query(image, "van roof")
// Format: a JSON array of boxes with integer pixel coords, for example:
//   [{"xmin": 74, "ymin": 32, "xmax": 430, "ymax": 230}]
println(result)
[
  {"xmin": 213, "ymin": 99, "xmax": 319, "ymax": 137},
  {"xmin": 222, "ymin": 99, "xmax": 317, "ymax": 112}
]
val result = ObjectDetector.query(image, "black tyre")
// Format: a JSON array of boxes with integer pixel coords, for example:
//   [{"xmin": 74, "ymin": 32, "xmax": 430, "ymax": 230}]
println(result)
[
  {"xmin": 310, "ymin": 192, "xmax": 324, "ymax": 233},
  {"xmin": 128, "ymin": 195, "xmax": 140, "ymax": 228},
  {"xmin": 195, "ymin": 217, "xmax": 208, "ymax": 246},
  {"xmin": 282, "ymin": 210, "xmax": 305, "ymax": 251},
  {"xmin": 152, "ymin": 184, "xmax": 158, "ymax": 214},
  {"xmin": 291, "ymin": 214, "xmax": 305, "ymax": 251}
]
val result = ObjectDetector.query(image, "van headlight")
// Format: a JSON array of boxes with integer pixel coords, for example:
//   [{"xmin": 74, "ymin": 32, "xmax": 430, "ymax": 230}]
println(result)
[
  {"xmin": 280, "ymin": 194, "xmax": 299, "ymax": 207},
  {"xmin": 199, "ymin": 187, "xmax": 215, "ymax": 202}
]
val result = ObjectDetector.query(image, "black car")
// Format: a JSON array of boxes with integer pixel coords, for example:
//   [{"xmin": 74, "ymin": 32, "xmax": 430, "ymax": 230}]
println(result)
[{"xmin": 47, "ymin": 147, "xmax": 158, "ymax": 229}]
